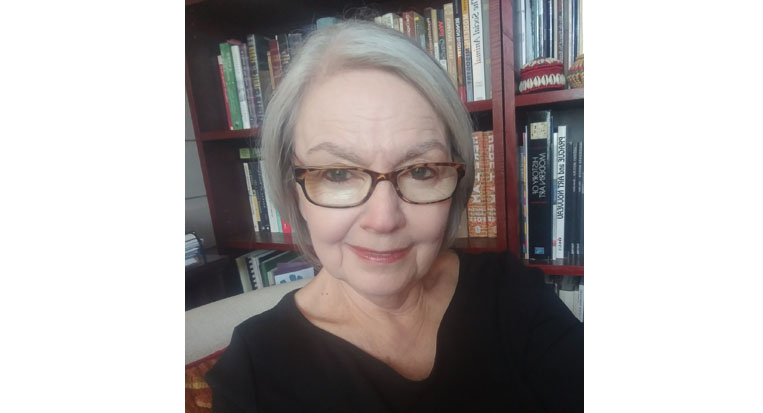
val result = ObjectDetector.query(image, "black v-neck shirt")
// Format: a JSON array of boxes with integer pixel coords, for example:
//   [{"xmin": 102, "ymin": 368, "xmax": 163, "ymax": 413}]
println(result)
[{"xmin": 205, "ymin": 251, "xmax": 583, "ymax": 412}]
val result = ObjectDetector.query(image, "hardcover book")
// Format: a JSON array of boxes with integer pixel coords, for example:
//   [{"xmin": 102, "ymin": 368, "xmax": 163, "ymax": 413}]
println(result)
[
  {"xmin": 246, "ymin": 34, "xmax": 273, "ymax": 125},
  {"xmin": 468, "ymin": 0, "xmax": 485, "ymax": 100},
  {"xmin": 228, "ymin": 42, "xmax": 251, "ymax": 129},
  {"xmin": 481, "ymin": 0, "xmax": 491, "ymax": 99},
  {"xmin": 443, "ymin": 3, "xmax": 458, "ymax": 88},
  {"xmin": 527, "ymin": 111, "xmax": 552, "ymax": 259},
  {"xmin": 467, "ymin": 131, "xmax": 488, "ymax": 237},
  {"xmin": 218, "ymin": 42, "xmax": 243, "ymax": 130},
  {"xmin": 216, "ymin": 55, "xmax": 233, "ymax": 130},
  {"xmin": 461, "ymin": 0, "xmax": 474, "ymax": 102},
  {"xmin": 453, "ymin": 0, "xmax": 466, "ymax": 102},
  {"xmin": 484, "ymin": 131, "xmax": 497, "ymax": 238}
]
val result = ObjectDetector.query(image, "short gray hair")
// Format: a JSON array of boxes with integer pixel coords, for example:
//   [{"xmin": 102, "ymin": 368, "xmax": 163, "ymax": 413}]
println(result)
[{"xmin": 260, "ymin": 20, "xmax": 474, "ymax": 264}]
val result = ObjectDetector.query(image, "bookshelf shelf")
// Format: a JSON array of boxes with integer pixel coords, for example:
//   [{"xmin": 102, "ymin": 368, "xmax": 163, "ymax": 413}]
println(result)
[
  {"xmin": 465, "ymin": 99, "xmax": 493, "ymax": 113},
  {"xmin": 200, "ymin": 128, "xmax": 259, "ymax": 142},
  {"xmin": 515, "ymin": 88, "xmax": 584, "ymax": 108},
  {"xmin": 525, "ymin": 259, "xmax": 584, "ymax": 276}
]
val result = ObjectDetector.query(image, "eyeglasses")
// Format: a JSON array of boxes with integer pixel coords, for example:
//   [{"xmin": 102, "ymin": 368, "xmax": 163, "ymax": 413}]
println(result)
[{"xmin": 294, "ymin": 162, "xmax": 465, "ymax": 208}]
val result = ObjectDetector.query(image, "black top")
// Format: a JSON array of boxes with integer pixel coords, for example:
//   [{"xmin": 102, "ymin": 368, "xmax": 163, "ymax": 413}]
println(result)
[{"xmin": 206, "ymin": 251, "xmax": 583, "ymax": 412}]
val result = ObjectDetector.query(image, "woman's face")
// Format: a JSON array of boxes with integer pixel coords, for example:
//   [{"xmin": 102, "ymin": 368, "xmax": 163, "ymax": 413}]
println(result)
[{"xmin": 293, "ymin": 68, "xmax": 452, "ymax": 299}]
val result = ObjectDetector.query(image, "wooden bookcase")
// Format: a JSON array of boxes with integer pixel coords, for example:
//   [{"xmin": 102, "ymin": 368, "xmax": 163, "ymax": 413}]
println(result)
[{"xmin": 185, "ymin": 0, "xmax": 582, "ymax": 276}]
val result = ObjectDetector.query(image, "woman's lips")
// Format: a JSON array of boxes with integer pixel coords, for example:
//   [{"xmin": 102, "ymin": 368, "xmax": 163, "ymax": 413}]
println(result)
[{"xmin": 348, "ymin": 245, "xmax": 411, "ymax": 264}]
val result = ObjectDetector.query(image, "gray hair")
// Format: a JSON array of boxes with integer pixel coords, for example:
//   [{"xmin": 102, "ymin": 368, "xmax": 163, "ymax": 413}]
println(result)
[{"xmin": 260, "ymin": 20, "xmax": 474, "ymax": 265}]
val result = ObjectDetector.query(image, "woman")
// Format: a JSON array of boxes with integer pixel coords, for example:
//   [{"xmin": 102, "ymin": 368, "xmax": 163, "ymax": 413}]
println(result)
[{"xmin": 207, "ymin": 20, "xmax": 582, "ymax": 412}]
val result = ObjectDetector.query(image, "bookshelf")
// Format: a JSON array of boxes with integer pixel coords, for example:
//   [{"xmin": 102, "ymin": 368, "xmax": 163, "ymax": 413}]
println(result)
[{"xmin": 185, "ymin": 0, "xmax": 582, "ymax": 276}]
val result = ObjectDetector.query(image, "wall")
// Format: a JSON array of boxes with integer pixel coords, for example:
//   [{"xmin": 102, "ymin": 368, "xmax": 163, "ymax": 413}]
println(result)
[{"xmin": 185, "ymin": 93, "xmax": 217, "ymax": 248}]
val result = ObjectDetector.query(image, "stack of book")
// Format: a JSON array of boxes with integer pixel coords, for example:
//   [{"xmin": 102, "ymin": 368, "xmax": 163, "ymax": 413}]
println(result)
[
  {"xmin": 513, "ymin": 0, "xmax": 583, "ymax": 74},
  {"xmin": 519, "ymin": 108, "xmax": 583, "ymax": 261},
  {"xmin": 465, "ymin": 129, "xmax": 498, "ymax": 239},
  {"xmin": 185, "ymin": 233, "xmax": 204, "ymax": 266},
  {"xmin": 216, "ymin": 25, "xmax": 316, "ymax": 131},
  {"xmin": 235, "ymin": 250, "xmax": 317, "ymax": 292},
  {"xmin": 373, "ymin": 0, "xmax": 492, "ymax": 103},
  {"xmin": 239, "ymin": 148, "xmax": 292, "ymax": 234}
]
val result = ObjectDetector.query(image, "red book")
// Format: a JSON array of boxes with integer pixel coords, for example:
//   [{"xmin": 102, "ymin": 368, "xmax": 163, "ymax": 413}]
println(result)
[
  {"xmin": 268, "ymin": 39, "xmax": 282, "ymax": 88},
  {"xmin": 403, "ymin": 11, "xmax": 415, "ymax": 40},
  {"xmin": 217, "ymin": 55, "xmax": 232, "ymax": 130}
]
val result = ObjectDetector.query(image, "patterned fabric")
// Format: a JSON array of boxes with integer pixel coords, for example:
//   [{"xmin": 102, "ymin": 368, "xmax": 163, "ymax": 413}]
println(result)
[
  {"xmin": 519, "ymin": 57, "xmax": 566, "ymax": 94},
  {"xmin": 186, "ymin": 348, "xmax": 226, "ymax": 412},
  {"xmin": 568, "ymin": 54, "xmax": 584, "ymax": 89}
]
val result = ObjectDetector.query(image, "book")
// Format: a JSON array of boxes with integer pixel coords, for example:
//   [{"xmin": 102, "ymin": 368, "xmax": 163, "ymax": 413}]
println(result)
[
  {"xmin": 259, "ymin": 156, "xmax": 278, "ymax": 233},
  {"xmin": 402, "ymin": 11, "xmax": 415, "ymax": 40},
  {"xmin": 246, "ymin": 34, "xmax": 272, "ymax": 124},
  {"xmin": 443, "ymin": 3, "xmax": 458, "ymax": 89},
  {"xmin": 237, "ymin": 42, "xmax": 258, "ymax": 128},
  {"xmin": 550, "ymin": 131, "xmax": 558, "ymax": 259},
  {"xmin": 453, "ymin": 0, "xmax": 466, "ymax": 102},
  {"xmin": 481, "ymin": 0, "xmax": 491, "ymax": 99},
  {"xmin": 235, "ymin": 249, "xmax": 276, "ymax": 292},
  {"xmin": 423, "ymin": 9, "xmax": 434, "ymax": 57},
  {"xmin": 260, "ymin": 251, "xmax": 299, "ymax": 287},
  {"xmin": 468, "ymin": 0, "xmax": 485, "ymax": 100},
  {"xmin": 522, "ymin": 128, "xmax": 530, "ymax": 259},
  {"xmin": 515, "ymin": 0, "xmax": 527, "ymax": 70},
  {"xmin": 483, "ymin": 131, "xmax": 497, "ymax": 238},
  {"xmin": 554, "ymin": 125, "xmax": 567, "ymax": 259},
  {"xmin": 551, "ymin": 108, "xmax": 583, "ymax": 257},
  {"xmin": 228, "ymin": 42, "xmax": 252, "ymax": 129},
  {"xmin": 216, "ymin": 55, "xmax": 233, "ymax": 130},
  {"xmin": 413, "ymin": 11, "xmax": 427, "ymax": 51},
  {"xmin": 268, "ymin": 39, "xmax": 282, "ymax": 88},
  {"xmin": 218, "ymin": 42, "xmax": 243, "ymax": 130},
  {"xmin": 380, "ymin": 13, "xmax": 397, "ymax": 30},
  {"xmin": 273, "ymin": 261, "xmax": 315, "ymax": 285},
  {"xmin": 242, "ymin": 162, "xmax": 260, "ymax": 232},
  {"xmin": 527, "ymin": 110, "xmax": 552, "ymax": 259},
  {"xmin": 250, "ymin": 148, "xmax": 271, "ymax": 232},
  {"xmin": 467, "ymin": 131, "xmax": 488, "ymax": 237},
  {"xmin": 436, "ymin": 8, "xmax": 448, "ymax": 71},
  {"xmin": 427, "ymin": 8, "xmax": 440, "ymax": 64},
  {"xmin": 460, "ymin": 0, "xmax": 474, "ymax": 102}
]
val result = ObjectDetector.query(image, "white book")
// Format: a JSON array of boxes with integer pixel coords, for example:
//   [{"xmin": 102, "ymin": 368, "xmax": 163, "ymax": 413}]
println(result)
[
  {"xmin": 481, "ymin": 0, "xmax": 491, "ymax": 99},
  {"xmin": 229, "ymin": 44, "xmax": 251, "ymax": 129},
  {"xmin": 551, "ymin": 131, "xmax": 558, "ymax": 260},
  {"xmin": 381, "ymin": 13, "xmax": 396, "ymax": 30},
  {"xmin": 555, "ymin": 126, "xmax": 567, "ymax": 259},
  {"xmin": 468, "ymin": 0, "xmax": 485, "ymax": 100}
]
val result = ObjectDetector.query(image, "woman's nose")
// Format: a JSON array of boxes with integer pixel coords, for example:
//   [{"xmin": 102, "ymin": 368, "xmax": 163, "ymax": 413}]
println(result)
[{"xmin": 357, "ymin": 181, "xmax": 406, "ymax": 234}]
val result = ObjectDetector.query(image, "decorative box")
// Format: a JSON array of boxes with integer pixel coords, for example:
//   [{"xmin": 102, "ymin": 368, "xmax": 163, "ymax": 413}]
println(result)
[
  {"xmin": 518, "ymin": 57, "xmax": 566, "ymax": 94},
  {"xmin": 567, "ymin": 54, "xmax": 584, "ymax": 89}
]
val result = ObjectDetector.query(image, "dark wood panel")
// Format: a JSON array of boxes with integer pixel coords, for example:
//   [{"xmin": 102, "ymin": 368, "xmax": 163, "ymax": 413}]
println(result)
[
  {"xmin": 515, "ymin": 88, "xmax": 584, "ymax": 108},
  {"xmin": 500, "ymin": 0, "xmax": 519, "ymax": 256}
]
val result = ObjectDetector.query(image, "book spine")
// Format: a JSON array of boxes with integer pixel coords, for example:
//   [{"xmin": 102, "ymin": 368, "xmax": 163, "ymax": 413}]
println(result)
[
  {"xmin": 218, "ymin": 42, "xmax": 243, "ymax": 130},
  {"xmin": 484, "ymin": 131, "xmax": 497, "ymax": 238},
  {"xmin": 467, "ymin": 131, "xmax": 488, "ymax": 237},
  {"xmin": 424, "ymin": 11, "xmax": 434, "ymax": 56},
  {"xmin": 259, "ymin": 159, "xmax": 279, "ymax": 233},
  {"xmin": 277, "ymin": 34, "xmax": 291, "ymax": 76},
  {"xmin": 436, "ymin": 9, "xmax": 448, "ymax": 71},
  {"xmin": 246, "ymin": 35, "xmax": 266, "ymax": 126},
  {"xmin": 242, "ymin": 162, "xmax": 260, "ymax": 232},
  {"xmin": 526, "ymin": 0, "xmax": 536, "ymax": 63},
  {"xmin": 429, "ymin": 9, "xmax": 440, "ymax": 64},
  {"xmin": 565, "ymin": 140, "xmax": 577, "ymax": 257},
  {"xmin": 443, "ymin": 3, "xmax": 458, "ymax": 89},
  {"xmin": 550, "ymin": 131, "xmax": 558, "ymax": 260},
  {"xmin": 238, "ymin": 43, "xmax": 258, "ymax": 128},
  {"xmin": 556, "ymin": 0, "xmax": 564, "ymax": 60},
  {"xmin": 461, "ymin": 0, "xmax": 474, "ymax": 102},
  {"xmin": 403, "ymin": 11, "xmax": 415, "ymax": 40},
  {"xmin": 555, "ymin": 126, "xmax": 567, "ymax": 259},
  {"xmin": 576, "ymin": 141, "xmax": 583, "ymax": 256},
  {"xmin": 382, "ymin": 13, "xmax": 396, "ymax": 30},
  {"xmin": 453, "ymin": 1, "xmax": 466, "ymax": 103},
  {"xmin": 414, "ymin": 13, "xmax": 427, "ymax": 51},
  {"xmin": 522, "ymin": 127, "xmax": 530, "ymax": 259},
  {"xmin": 527, "ymin": 113, "xmax": 552, "ymax": 259},
  {"xmin": 229, "ymin": 43, "xmax": 251, "ymax": 129},
  {"xmin": 538, "ymin": 0, "xmax": 545, "ymax": 57},
  {"xmin": 235, "ymin": 256, "xmax": 253, "ymax": 292},
  {"xmin": 268, "ymin": 39, "xmax": 282, "ymax": 88},
  {"xmin": 252, "ymin": 151, "xmax": 271, "ymax": 232},
  {"xmin": 468, "ymin": 0, "xmax": 485, "ymax": 100},
  {"xmin": 481, "ymin": 0, "xmax": 491, "ymax": 99},
  {"xmin": 217, "ymin": 55, "xmax": 233, "ymax": 130}
]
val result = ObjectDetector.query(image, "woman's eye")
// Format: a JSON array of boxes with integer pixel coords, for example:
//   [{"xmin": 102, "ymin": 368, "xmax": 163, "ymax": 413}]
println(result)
[
  {"xmin": 410, "ymin": 166, "xmax": 435, "ymax": 180},
  {"xmin": 325, "ymin": 169, "xmax": 351, "ymax": 182}
]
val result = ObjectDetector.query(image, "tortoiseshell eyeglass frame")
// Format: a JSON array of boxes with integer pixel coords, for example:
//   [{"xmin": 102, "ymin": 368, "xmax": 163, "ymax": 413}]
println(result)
[{"xmin": 293, "ymin": 162, "xmax": 466, "ymax": 208}]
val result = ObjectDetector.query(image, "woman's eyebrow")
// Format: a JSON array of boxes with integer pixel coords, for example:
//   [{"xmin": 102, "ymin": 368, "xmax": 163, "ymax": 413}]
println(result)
[
  {"xmin": 306, "ymin": 139, "xmax": 449, "ymax": 166},
  {"xmin": 306, "ymin": 142, "xmax": 366, "ymax": 165}
]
